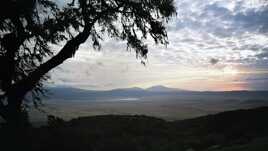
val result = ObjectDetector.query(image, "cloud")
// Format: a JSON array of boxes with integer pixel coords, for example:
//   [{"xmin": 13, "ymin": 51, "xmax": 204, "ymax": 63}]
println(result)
[
  {"xmin": 210, "ymin": 58, "xmax": 220, "ymax": 65},
  {"xmin": 165, "ymin": 0, "xmax": 268, "ymax": 65}
]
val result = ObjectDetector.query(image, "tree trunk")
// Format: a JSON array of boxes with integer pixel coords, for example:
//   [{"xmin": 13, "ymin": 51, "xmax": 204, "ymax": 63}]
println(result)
[
  {"xmin": 0, "ymin": 9, "xmax": 111, "ymax": 125},
  {"xmin": 0, "ymin": 93, "xmax": 30, "ymax": 127},
  {"xmin": 0, "ymin": 22, "xmax": 93, "ymax": 126},
  {"xmin": 0, "ymin": 18, "xmax": 30, "ymax": 127}
]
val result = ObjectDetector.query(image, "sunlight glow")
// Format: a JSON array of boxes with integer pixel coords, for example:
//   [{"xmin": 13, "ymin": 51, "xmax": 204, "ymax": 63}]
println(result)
[{"xmin": 222, "ymin": 66, "xmax": 239, "ymax": 75}]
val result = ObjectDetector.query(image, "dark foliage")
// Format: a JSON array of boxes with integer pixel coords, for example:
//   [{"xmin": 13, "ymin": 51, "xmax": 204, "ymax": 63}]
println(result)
[{"xmin": 1, "ymin": 107, "xmax": 268, "ymax": 151}]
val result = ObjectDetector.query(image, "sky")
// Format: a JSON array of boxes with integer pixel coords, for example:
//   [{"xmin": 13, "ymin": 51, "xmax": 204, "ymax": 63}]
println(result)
[{"xmin": 50, "ymin": 0, "xmax": 268, "ymax": 91}]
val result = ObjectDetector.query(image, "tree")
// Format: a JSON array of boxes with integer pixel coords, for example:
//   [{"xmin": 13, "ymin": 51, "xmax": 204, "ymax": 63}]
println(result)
[{"xmin": 0, "ymin": 0, "xmax": 176, "ymax": 126}]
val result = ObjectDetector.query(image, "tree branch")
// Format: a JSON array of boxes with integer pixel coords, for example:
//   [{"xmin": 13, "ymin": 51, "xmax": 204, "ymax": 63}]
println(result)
[{"xmin": 9, "ymin": 5, "xmax": 121, "ymax": 100}]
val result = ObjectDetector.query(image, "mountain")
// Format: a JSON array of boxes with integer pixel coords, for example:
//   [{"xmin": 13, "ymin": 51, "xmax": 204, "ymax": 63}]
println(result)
[
  {"xmin": 113, "ymin": 87, "xmax": 144, "ymax": 92},
  {"xmin": 146, "ymin": 85, "xmax": 187, "ymax": 92},
  {"xmin": 46, "ymin": 86, "xmax": 268, "ymax": 102},
  {"xmin": 46, "ymin": 86, "xmax": 149, "ymax": 101},
  {"xmin": 47, "ymin": 86, "xmax": 99, "ymax": 100},
  {"xmin": 46, "ymin": 85, "xmax": 189, "ymax": 101}
]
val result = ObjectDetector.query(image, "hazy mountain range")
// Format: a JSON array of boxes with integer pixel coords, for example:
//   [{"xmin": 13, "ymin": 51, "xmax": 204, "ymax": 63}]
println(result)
[
  {"xmin": 29, "ymin": 85, "xmax": 268, "ymax": 124},
  {"xmin": 46, "ymin": 85, "xmax": 268, "ymax": 102}
]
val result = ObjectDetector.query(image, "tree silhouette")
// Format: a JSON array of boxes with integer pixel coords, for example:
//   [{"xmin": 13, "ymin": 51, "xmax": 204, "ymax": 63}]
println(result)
[{"xmin": 0, "ymin": 0, "xmax": 176, "ymax": 126}]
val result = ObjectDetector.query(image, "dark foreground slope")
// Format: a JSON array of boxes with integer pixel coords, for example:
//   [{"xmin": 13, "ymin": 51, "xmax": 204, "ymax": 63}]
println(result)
[{"xmin": 1, "ymin": 107, "xmax": 268, "ymax": 151}]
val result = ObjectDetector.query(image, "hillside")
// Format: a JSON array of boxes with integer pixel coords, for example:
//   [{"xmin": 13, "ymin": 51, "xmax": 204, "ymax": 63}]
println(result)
[{"xmin": 1, "ymin": 107, "xmax": 268, "ymax": 151}]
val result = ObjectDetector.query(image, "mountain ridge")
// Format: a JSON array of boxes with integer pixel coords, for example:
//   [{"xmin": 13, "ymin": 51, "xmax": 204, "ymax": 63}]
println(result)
[
  {"xmin": 48, "ymin": 85, "xmax": 268, "ymax": 93},
  {"xmin": 45, "ymin": 86, "xmax": 268, "ymax": 103},
  {"xmin": 146, "ymin": 85, "xmax": 188, "ymax": 92}
]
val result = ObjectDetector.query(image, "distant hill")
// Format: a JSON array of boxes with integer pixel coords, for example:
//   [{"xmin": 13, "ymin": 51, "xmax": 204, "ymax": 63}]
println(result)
[
  {"xmin": 46, "ymin": 86, "xmax": 149, "ymax": 101},
  {"xmin": 46, "ymin": 86, "xmax": 268, "ymax": 102},
  {"xmin": 146, "ymin": 85, "xmax": 187, "ymax": 92}
]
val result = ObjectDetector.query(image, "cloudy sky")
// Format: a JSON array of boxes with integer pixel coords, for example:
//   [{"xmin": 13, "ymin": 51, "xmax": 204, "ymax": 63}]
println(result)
[{"xmin": 50, "ymin": 0, "xmax": 268, "ymax": 91}]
